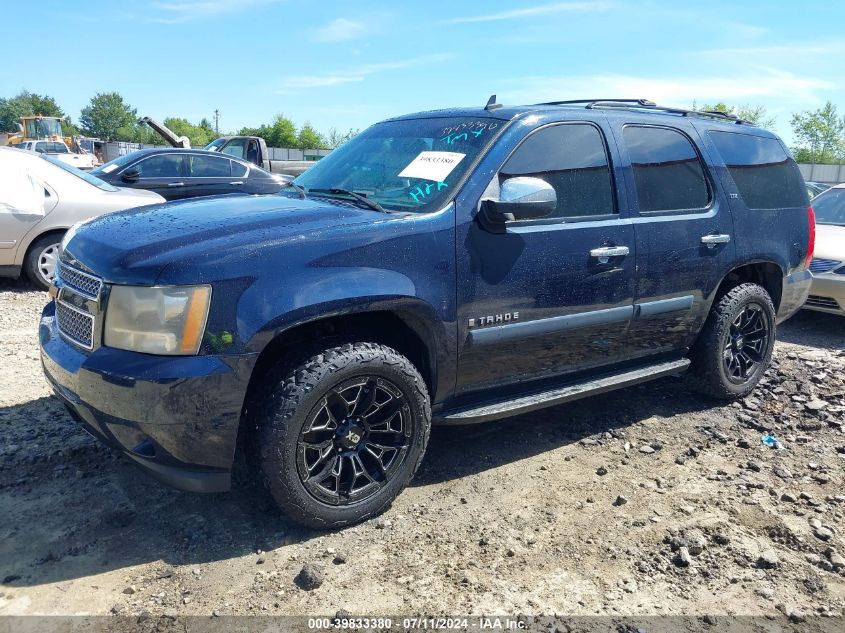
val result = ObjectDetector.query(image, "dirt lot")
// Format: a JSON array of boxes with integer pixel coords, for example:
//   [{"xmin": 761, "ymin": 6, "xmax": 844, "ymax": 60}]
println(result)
[{"xmin": 1, "ymin": 277, "xmax": 844, "ymax": 621}]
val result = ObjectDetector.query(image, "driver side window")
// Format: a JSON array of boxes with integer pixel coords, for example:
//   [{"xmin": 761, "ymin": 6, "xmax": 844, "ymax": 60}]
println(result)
[{"xmin": 501, "ymin": 123, "xmax": 616, "ymax": 220}]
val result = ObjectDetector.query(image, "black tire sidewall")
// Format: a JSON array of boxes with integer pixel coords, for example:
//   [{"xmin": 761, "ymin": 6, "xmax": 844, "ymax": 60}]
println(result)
[
  {"xmin": 693, "ymin": 283, "xmax": 776, "ymax": 399},
  {"xmin": 717, "ymin": 298, "xmax": 773, "ymax": 392},
  {"xmin": 258, "ymin": 343, "xmax": 430, "ymax": 529}
]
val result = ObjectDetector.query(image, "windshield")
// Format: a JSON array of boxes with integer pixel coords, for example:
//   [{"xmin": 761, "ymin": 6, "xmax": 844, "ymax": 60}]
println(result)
[
  {"xmin": 812, "ymin": 187, "xmax": 845, "ymax": 226},
  {"xmin": 43, "ymin": 155, "xmax": 119, "ymax": 192},
  {"xmin": 294, "ymin": 116, "xmax": 504, "ymax": 213},
  {"xmin": 25, "ymin": 118, "xmax": 62, "ymax": 139},
  {"xmin": 204, "ymin": 138, "xmax": 226, "ymax": 151},
  {"xmin": 91, "ymin": 151, "xmax": 142, "ymax": 175}
]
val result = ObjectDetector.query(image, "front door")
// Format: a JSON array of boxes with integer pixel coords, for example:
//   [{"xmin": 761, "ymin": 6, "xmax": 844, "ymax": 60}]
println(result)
[{"xmin": 455, "ymin": 120, "xmax": 637, "ymax": 397}]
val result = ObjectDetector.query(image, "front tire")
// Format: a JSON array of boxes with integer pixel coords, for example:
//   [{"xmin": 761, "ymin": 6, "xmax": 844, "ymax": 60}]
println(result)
[
  {"xmin": 24, "ymin": 234, "xmax": 63, "ymax": 290},
  {"xmin": 255, "ymin": 342, "xmax": 431, "ymax": 529},
  {"xmin": 690, "ymin": 283, "xmax": 776, "ymax": 400}
]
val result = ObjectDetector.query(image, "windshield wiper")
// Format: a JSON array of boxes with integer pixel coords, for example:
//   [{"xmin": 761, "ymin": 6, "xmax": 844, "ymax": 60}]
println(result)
[
  {"xmin": 281, "ymin": 180, "xmax": 307, "ymax": 199},
  {"xmin": 309, "ymin": 188, "xmax": 388, "ymax": 213}
]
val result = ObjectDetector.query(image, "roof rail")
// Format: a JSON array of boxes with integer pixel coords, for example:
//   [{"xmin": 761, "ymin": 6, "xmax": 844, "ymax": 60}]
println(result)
[{"xmin": 533, "ymin": 99, "xmax": 751, "ymax": 125}]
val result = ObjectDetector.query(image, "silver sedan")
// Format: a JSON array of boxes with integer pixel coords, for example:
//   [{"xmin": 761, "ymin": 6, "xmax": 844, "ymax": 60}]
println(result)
[
  {"xmin": 806, "ymin": 184, "xmax": 845, "ymax": 316},
  {"xmin": 0, "ymin": 147, "xmax": 164, "ymax": 289}
]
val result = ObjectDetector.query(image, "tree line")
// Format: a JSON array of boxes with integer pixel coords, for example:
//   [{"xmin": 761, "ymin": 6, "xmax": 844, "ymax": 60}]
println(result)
[
  {"xmin": 3, "ymin": 89, "xmax": 845, "ymax": 162},
  {"xmin": 0, "ymin": 90, "xmax": 357, "ymax": 150}
]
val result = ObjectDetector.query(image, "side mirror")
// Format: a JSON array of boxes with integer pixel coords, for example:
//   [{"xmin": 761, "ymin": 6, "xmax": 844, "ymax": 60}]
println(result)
[
  {"xmin": 121, "ymin": 168, "xmax": 140, "ymax": 183},
  {"xmin": 481, "ymin": 176, "xmax": 556, "ymax": 225}
]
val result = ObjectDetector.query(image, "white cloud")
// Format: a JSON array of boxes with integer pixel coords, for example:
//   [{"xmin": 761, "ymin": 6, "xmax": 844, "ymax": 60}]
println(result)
[
  {"xmin": 312, "ymin": 17, "xmax": 367, "ymax": 42},
  {"xmin": 150, "ymin": 0, "xmax": 279, "ymax": 24},
  {"xmin": 499, "ymin": 70, "xmax": 834, "ymax": 109},
  {"xmin": 277, "ymin": 53, "xmax": 455, "ymax": 93},
  {"xmin": 447, "ymin": 1, "xmax": 613, "ymax": 24}
]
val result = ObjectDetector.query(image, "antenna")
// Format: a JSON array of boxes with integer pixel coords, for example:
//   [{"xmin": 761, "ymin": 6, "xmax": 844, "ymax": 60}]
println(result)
[{"xmin": 484, "ymin": 94, "xmax": 502, "ymax": 111}]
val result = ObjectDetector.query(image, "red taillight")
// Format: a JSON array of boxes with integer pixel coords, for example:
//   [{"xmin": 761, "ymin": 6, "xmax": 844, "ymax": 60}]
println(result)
[{"xmin": 804, "ymin": 206, "xmax": 816, "ymax": 270}]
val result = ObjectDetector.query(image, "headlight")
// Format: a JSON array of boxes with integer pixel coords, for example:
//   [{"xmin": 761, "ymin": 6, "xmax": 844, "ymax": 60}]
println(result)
[{"xmin": 104, "ymin": 285, "xmax": 212, "ymax": 355}]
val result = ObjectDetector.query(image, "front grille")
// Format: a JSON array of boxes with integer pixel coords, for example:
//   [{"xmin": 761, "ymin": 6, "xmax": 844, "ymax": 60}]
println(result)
[
  {"xmin": 58, "ymin": 262, "xmax": 103, "ymax": 298},
  {"xmin": 806, "ymin": 295, "xmax": 841, "ymax": 310},
  {"xmin": 56, "ymin": 301, "xmax": 95, "ymax": 349},
  {"xmin": 809, "ymin": 258, "xmax": 843, "ymax": 275}
]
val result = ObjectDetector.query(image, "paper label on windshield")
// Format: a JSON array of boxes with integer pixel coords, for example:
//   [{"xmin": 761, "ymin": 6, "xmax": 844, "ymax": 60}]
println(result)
[{"xmin": 398, "ymin": 151, "xmax": 465, "ymax": 182}]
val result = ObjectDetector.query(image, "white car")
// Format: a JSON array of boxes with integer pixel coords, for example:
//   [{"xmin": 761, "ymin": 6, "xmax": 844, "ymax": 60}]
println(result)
[
  {"xmin": 806, "ymin": 183, "xmax": 845, "ymax": 316},
  {"xmin": 0, "ymin": 147, "xmax": 164, "ymax": 289},
  {"xmin": 11, "ymin": 140, "xmax": 98, "ymax": 170}
]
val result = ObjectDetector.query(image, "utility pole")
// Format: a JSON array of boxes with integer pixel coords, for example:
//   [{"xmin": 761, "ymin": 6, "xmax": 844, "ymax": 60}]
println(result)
[{"xmin": 214, "ymin": 109, "xmax": 220, "ymax": 135}]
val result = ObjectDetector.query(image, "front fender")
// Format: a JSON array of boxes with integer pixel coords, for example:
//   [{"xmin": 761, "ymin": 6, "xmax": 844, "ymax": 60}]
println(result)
[{"xmin": 237, "ymin": 269, "xmax": 455, "ymax": 402}]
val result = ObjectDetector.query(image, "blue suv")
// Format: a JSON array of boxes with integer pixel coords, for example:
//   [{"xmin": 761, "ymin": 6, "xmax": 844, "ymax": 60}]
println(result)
[{"xmin": 40, "ymin": 98, "xmax": 815, "ymax": 528}]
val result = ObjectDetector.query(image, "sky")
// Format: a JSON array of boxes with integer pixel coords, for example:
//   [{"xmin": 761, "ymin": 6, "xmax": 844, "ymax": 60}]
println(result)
[{"xmin": 3, "ymin": 0, "xmax": 844, "ymax": 144}]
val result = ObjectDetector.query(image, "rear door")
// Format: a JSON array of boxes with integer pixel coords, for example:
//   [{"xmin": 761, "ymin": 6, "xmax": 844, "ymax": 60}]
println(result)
[
  {"xmin": 455, "ymin": 119, "xmax": 637, "ymax": 396},
  {"xmin": 608, "ymin": 121, "xmax": 736, "ymax": 357},
  {"xmin": 187, "ymin": 154, "xmax": 240, "ymax": 197}
]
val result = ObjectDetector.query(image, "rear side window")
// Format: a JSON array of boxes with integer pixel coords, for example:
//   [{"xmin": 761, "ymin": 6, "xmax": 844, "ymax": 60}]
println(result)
[
  {"xmin": 500, "ymin": 122, "xmax": 615, "ymax": 219},
  {"xmin": 231, "ymin": 160, "xmax": 248, "ymax": 178},
  {"xmin": 190, "ymin": 155, "xmax": 232, "ymax": 177},
  {"xmin": 709, "ymin": 131, "xmax": 807, "ymax": 209},
  {"xmin": 623, "ymin": 126, "xmax": 710, "ymax": 213}
]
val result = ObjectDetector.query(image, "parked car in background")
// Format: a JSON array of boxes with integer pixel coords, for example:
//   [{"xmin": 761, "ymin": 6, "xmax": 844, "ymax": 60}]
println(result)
[
  {"xmin": 806, "ymin": 181, "xmax": 830, "ymax": 199},
  {"xmin": 0, "ymin": 147, "xmax": 164, "ymax": 289},
  {"xmin": 204, "ymin": 135, "xmax": 313, "ymax": 177},
  {"xmin": 805, "ymin": 183, "xmax": 845, "ymax": 315},
  {"xmin": 11, "ymin": 140, "xmax": 98, "ymax": 170},
  {"xmin": 43, "ymin": 98, "xmax": 813, "ymax": 528},
  {"xmin": 91, "ymin": 148, "xmax": 287, "ymax": 200}
]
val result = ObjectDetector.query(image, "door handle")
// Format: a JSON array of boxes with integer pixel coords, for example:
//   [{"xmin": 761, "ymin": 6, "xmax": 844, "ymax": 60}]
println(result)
[
  {"xmin": 230, "ymin": 181, "xmax": 244, "ymax": 185},
  {"xmin": 701, "ymin": 234, "xmax": 731, "ymax": 248},
  {"xmin": 167, "ymin": 182, "xmax": 185, "ymax": 187},
  {"xmin": 590, "ymin": 245, "xmax": 630, "ymax": 262}
]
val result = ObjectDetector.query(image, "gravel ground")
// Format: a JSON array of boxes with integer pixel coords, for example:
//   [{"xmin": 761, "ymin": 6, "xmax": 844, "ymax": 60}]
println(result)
[{"xmin": 1, "ymin": 278, "xmax": 843, "ymax": 621}]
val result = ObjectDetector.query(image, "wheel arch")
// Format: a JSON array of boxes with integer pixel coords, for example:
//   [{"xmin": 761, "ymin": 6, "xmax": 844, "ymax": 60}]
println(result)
[
  {"xmin": 239, "ymin": 300, "xmax": 447, "ymax": 431},
  {"xmin": 709, "ymin": 260, "xmax": 784, "ymax": 313}
]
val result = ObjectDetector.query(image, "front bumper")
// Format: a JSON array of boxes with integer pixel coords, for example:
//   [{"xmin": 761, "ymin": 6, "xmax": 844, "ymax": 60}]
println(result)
[
  {"xmin": 39, "ymin": 301, "xmax": 258, "ymax": 493},
  {"xmin": 777, "ymin": 269, "xmax": 813, "ymax": 323},
  {"xmin": 804, "ymin": 273, "xmax": 845, "ymax": 316}
]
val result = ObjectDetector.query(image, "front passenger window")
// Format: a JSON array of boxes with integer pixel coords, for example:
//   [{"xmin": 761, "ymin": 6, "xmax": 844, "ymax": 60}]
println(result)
[{"xmin": 500, "ymin": 123, "xmax": 616, "ymax": 219}]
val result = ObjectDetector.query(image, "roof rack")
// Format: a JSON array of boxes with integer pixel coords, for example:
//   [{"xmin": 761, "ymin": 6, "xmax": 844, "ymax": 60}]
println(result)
[{"xmin": 533, "ymin": 98, "xmax": 750, "ymax": 125}]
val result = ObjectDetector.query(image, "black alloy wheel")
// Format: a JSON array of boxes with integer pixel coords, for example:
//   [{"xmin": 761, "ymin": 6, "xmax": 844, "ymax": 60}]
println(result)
[
  {"xmin": 297, "ymin": 376, "xmax": 412, "ymax": 505},
  {"xmin": 722, "ymin": 303, "xmax": 770, "ymax": 383}
]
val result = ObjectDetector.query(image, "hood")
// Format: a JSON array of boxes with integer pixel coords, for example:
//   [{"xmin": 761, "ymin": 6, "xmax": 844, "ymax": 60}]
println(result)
[
  {"xmin": 62, "ymin": 194, "xmax": 391, "ymax": 284},
  {"xmin": 814, "ymin": 224, "xmax": 845, "ymax": 262}
]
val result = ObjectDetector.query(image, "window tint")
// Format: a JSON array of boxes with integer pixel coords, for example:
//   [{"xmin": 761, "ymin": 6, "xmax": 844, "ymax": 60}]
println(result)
[
  {"xmin": 190, "ymin": 155, "xmax": 232, "ymax": 177},
  {"xmin": 500, "ymin": 123, "xmax": 615, "ymax": 219},
  {"xmin": 709, "ymin": 132, "xmax": 807, "ymax": 209},
  {"xmin": 231, "ymin": 160, "xmax": 248, "ymax": 178},
  {"xmin": 135, "ymin": 154, "xmax": 184, "ymax": 178},
  {"xmin": 623, "ymin": 126, "xmax": 710, "ymax": 213}
]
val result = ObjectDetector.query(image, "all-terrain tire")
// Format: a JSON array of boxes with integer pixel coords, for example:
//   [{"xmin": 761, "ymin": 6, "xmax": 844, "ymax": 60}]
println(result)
[
  {"xmin": 689, "ymin": 282, "xmax": 776, "ymax": 400},
  {"xmin": 255, "ymin": 342, "xmax": 431, "ymax": 529}
]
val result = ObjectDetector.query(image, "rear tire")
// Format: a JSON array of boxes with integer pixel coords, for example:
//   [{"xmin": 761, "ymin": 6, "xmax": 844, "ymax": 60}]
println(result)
[
  {"xmin": 24, "ymin": 234, "xmax": 64, "ymax": 291},
  {"xmin": 689, "ymin": 283, "xmax": 776, "ymax": 400},
  {"xmin": 254, "ymin": 342, "xmax": 431, "ymax": 529}
]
